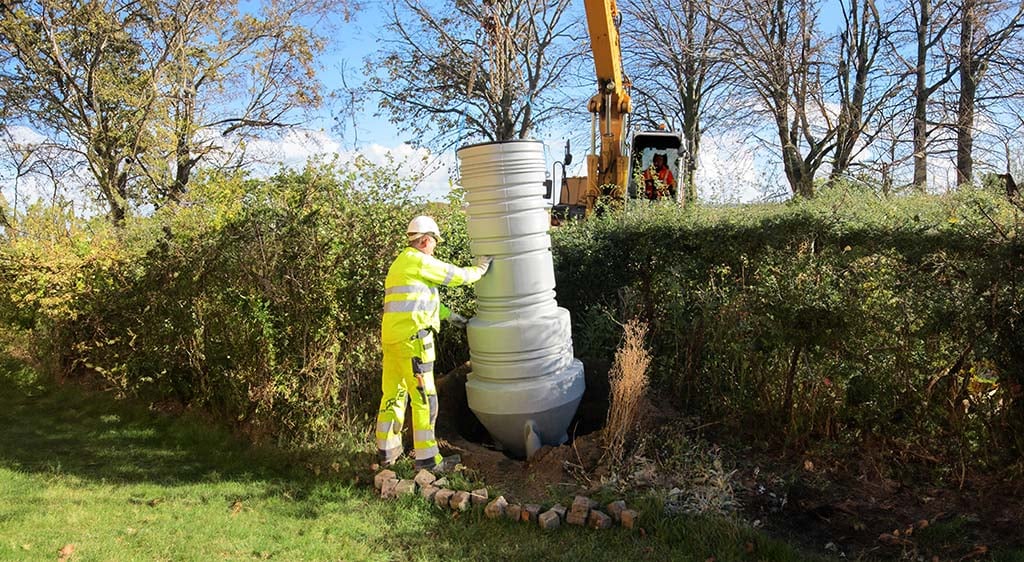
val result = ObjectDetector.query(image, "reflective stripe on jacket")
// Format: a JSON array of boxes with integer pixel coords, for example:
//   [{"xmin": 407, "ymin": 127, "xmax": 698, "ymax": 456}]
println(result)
[{"xmin": 381, "ymin": 247, "xmax": 486, "ymax": 344}]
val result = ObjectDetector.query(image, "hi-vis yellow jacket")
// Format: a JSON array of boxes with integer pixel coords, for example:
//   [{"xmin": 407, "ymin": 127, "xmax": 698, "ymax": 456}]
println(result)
[{"xmin": 381, "ymin": 247, "xmax": 486, "ymax": 345}]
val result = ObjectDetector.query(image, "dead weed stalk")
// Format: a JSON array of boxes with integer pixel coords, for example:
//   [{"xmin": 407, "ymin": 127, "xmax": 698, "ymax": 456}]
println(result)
[{"xmin": 603, "ymin": 318, "xmax": 651, "ymax": 471}]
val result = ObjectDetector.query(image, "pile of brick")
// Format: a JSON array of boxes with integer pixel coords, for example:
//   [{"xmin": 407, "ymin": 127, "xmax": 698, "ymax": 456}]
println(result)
[{"xmin": 373, "ymin": 468, "xmax": 639, "ymax": 532}]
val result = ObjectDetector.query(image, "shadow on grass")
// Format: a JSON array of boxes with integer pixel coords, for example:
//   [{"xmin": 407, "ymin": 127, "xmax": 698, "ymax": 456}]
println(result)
[{"xmin": 0, "ymin": 356, "xmax": 364, "ymax": 486}]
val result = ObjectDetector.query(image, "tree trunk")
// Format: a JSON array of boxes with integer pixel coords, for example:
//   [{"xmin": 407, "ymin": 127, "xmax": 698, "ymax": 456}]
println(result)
[
  {"xmin": 956, "ymin": 0, "xmax": 977, "ymax": 187},
  {"xmin": 913, "ymin": 0, "xmax": 930, "ymax": 191}
]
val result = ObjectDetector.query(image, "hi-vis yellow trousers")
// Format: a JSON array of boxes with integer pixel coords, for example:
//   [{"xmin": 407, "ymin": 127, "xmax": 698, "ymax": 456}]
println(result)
[{"xmin": 375, "ymin": 329, "xmax": 441, "ymax": 469}]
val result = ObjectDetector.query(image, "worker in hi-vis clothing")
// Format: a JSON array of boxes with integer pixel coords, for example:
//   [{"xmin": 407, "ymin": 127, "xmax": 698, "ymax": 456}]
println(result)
[{"xmin": 376, "ymin": 215, "xmax": 492, "ymax": 471}]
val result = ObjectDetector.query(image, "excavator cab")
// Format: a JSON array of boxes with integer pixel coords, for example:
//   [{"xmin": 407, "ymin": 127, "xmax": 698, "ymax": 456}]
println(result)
[{"xmin": 627, "ymin": 131, "xmax": 684, "ymax": 203}]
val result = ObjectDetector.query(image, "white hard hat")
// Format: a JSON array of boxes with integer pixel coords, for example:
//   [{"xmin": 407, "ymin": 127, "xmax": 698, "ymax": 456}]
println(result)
[{"xmin": 407, "ymin": 215, "xmax": 443, "ymax": 243}]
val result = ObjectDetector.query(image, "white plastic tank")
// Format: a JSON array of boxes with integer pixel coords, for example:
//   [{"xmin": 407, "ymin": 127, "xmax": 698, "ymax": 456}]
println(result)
[{"xmin": 457, "ymin": 139, "xmax": 585, "ymax": 459}]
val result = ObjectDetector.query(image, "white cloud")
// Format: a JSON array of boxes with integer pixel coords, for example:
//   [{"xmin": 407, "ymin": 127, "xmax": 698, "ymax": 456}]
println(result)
[{"xmin": 241, "ymin": 129, "xmax": 457, "ymax": 202}]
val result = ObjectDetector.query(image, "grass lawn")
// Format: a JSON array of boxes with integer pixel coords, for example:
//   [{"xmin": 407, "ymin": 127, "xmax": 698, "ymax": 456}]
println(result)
[{"xmin": 0, "ymin": 359, "xmax": 828, "ymax": 562}]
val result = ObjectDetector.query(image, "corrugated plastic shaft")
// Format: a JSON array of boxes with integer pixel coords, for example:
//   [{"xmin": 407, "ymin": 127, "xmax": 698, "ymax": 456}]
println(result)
[{"xmin": 456, "ymin": 140, "xmax": 585, "ymax": 459}]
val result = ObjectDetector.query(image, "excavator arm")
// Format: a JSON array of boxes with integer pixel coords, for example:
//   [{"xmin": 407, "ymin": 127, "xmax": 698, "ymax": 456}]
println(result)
[{"xmin": 583, "ymin": 0, "xmax": 632, "ymax": 211}]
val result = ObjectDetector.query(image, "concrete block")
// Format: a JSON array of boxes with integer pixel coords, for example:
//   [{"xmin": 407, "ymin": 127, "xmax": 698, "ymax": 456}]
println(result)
[
  {"xmin": 538, "ymin": 510, "xmax": 561, "ymax": 530},
  {"xmin": 484, "ymin": 496, "xmax": 508, "ymax": 519},
  {"xmin": 587, "ymin": 509, "xmax": 612, "ymax": 529},
  {"xmin": 450, "ymin": 491, "xmax": 471, "ymax": 511},
  {"xmin": 374, "ymin": 469, "xmax": 396, "ymax": 490},
  {"xmin": 606, "ymin": 500, "xmax": 627, "ymax": 522},
  {"xmin": 621, "ymin": 509, "xmax": 639, "ymax": 529},
  {"xmin": 434, "ymin": 488, "xmax": 455, "ymax": 508},
  {"xmin": 414, "ymin": 469, "xmax": 437, "ymax": 488}
]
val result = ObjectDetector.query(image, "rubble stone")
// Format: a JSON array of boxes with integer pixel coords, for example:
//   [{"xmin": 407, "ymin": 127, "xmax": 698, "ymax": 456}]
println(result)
[
  {"xmin": 549, "ymin": 504, "xmax": 567, "ymax": 520},
  {"xmin": 380, "ymin": 478, "xmax": 400, "ymax": 498},
  {"xmin": 374, "ymin": 469, "xmax": 396, "ymax": 490},
  {"xmin": 420, "ymin": 485, "xmax": 439, "ymax": 501},
  {"xmin": 538, "ymin": 510, "xmax": 561, "ymax": 530},
  {"xmin": 394, "ymin": 479, "xmax": 416, "ymax": 496},
  {"xmin": 506, "ymin": 504, "xmax": 521, "ymax": 521},
  {"xmin": 566, "ymin": 509, "xmax": 588, "ymax": 526},
  {"xmin": 414, "ymin": 469, "xmax": 437, "ymax": 488},
  {"xmin": 433, "ymin": 478, "xmax": 449, "ymax": 488},
  {"xmin": 450, "ymin": 491, "xmax": 471, "ymax": 511},
  {"xmin": 587, "ymin": 509, "xmax": 612, "ymax": 529},
  {"xmin": 621, "ymin": 509, "xmax": 639, "ymax": 529},
  {"xmin": 606, "ymin": 500, "xmax": 627, "ymax": 522},
  {"xmin": 522, "ymin": 504, "xmax": 542, "ymax": 523},
  {"xmin": 484, "ymin": 496, "xmax": 508, "ymax": 519},
  {"xmin": 470, "ymin": 488, "xmax": 489, "ymax": 506},
  {"xmin": 434, "ymin": 489, "xmax": 455, "ymax": 508},
  {"xmin": 572, "ymin": 495, "xmax": 597, "ymax": 511}
]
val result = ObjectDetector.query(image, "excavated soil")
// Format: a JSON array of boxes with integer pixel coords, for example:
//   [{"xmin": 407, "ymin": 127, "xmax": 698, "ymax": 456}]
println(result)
[{"xmin": 432, "ymin": 363, "xmax": 607, "ymax": 502}]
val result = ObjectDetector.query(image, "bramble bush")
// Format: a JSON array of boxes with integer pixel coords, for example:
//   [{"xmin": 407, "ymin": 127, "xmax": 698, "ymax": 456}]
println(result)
[{"xmin": 552, "ymin": 184, "xmax": 1023, "ymax": 473}]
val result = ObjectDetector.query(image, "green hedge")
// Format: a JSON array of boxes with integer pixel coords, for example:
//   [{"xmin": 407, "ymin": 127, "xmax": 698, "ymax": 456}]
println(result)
[
  {"xmin": 0, "ymin": 158, "xmax": 478, "ymax": 444},
  {"xmin": 552, "ymin": 185, "xmax": 1023, "ymax": 469},
  {"xmin": 2, "ymin": 173, "xmax": 1022, "ymax": 472}
]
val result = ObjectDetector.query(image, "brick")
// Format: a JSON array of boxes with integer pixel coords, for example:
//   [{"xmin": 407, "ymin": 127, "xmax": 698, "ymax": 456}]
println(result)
[
  {"xmin": 380, "ymin": 478, "xmax": 400, "ymax": 498},
  {"xmin": 470, "ymin": 488, "xmax": 489, "ymax": 506},
  {"xmin": 420, "ymin": 485, "xmax": 439, "ymax": 501},
  {"xmin": 522, "ymin": 504, "xmax": 542, "ymax": 523},
  {"xmin": 606, "ymin": 500, "xmax": 627, "ymax": 522},
  {"xmin": 621, "ymin": 509, "xmax": 639, "ymax": 529},
  {"xmin": 587, "ymin": 509, "xmax": 612, "ymax": 529},
  {"xmin": 374, "ymin": 469, "xmax": 396, "ymax": 490},
  {"xmin": 434, "ymin": 489, "xmax": 455, "ymax": 508},
  {"xmin": 450, "ymin": 491, "xmax": 471, "ymax": 511},
  {"xmin": 538, "ymin": 510, "xmax": 561, "ymax": 530},
  {"xmin": 506, "ymin": 504, "xmax": 521, "ymax": 521},
  {"xmin": 484, "ymin": 496, "xmax": 508, "ymax": 519},
  {"xmin": 394, "ymin": 479, "xmax": 416, "ymax": 496},
  {"xmin": 414, "ymin": 469, "xmax": 437, "ymax": 488}
]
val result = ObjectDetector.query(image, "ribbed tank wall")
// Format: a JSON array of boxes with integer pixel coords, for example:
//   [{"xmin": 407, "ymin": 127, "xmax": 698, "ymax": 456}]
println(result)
[{"xmin": 456, "ymin": 140, "xmax": 585, "ymax": 459}]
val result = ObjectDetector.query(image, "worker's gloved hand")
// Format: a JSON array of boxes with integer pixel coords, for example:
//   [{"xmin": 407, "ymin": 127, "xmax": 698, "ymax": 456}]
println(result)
[
  {"xmin": 475, "ymin": 256, "xmax": 493, "ymax": 275},
  {"xmin": 448, "ymin": 313, "xmax": 469, "ymax": 329}
]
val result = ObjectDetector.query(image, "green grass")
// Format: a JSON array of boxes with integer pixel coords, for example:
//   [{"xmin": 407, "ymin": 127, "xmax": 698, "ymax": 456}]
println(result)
[{"xmin": 0, "ymin": 359, "xmax": 825, "ymax": 562}]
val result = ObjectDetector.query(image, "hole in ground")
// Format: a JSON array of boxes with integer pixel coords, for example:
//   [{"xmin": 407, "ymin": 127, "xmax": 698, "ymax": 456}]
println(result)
[{"xmin": 434, "ymin": 360, "xmax": 609, "ymax": 460}]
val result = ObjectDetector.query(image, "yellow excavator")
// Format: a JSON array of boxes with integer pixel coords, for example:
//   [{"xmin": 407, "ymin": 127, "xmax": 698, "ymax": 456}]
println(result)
[{"xmin": 550, "ymin": 0, "xmax": 684, "ymax": 220}]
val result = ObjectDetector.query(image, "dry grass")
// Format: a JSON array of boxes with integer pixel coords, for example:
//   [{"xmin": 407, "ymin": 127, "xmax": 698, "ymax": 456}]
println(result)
[{"xmin": 603, "ymin": 318, "xmax": 651, "ymax": 469}]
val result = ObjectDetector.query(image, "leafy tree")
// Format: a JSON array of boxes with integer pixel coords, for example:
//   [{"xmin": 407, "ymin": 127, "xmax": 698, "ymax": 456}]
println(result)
[{"xmin": 0, "ymin": 0, "xmax": 337, "ymax": 224}]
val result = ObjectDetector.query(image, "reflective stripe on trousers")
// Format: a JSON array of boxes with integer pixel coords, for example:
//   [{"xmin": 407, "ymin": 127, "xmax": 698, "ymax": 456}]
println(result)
[{"xmin": 375, "ymin": 331, "xmax": 440, "ymax": 466}]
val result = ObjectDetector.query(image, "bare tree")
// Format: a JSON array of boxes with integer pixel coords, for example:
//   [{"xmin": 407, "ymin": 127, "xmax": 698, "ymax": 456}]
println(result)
[
  {"xmin": 830, "ymin": 0, "xmax": 903, "ymax": 180},
  {"xmin": 366, "ymin": 0, "xmax": 582, "ymax": 148},
  {"xmin": 953, "ymin": 0, "xmax": 1023, "ymax": 185},
  {"xmin": 717, "ymin": 0, "xmax": 835, "ymax": 198},
  {"xmin": 620, "ymin": 0, "xmax": 736, "ymax": 202}
]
